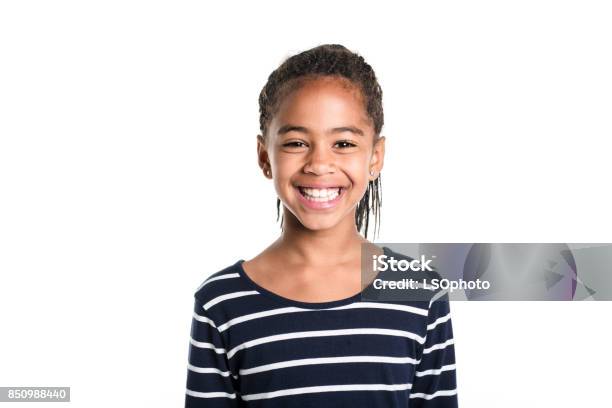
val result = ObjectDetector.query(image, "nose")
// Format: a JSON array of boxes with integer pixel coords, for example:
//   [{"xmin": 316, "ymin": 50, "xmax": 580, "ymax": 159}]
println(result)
[{"xmin": 303, "ymin": 142, "xmax": 336, "ymax": 175}]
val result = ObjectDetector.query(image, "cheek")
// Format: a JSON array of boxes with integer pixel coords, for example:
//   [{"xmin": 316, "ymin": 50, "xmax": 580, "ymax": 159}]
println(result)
[
  {"xmin": 270, "ymin": 156, "xmax": 300, "ymax": 195},
  {"xmin": 272, "ymin": 156, "xmax": 300, "ymax": 180},
  {"xmin": 342, "ymin": 157, "xmax": 370, "ymax": 186}
]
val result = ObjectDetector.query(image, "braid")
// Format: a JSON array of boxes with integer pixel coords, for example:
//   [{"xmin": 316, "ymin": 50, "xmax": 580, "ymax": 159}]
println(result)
[{"xmin": 262, "ymin": 44, "xmax": 384, "ymax": 239}]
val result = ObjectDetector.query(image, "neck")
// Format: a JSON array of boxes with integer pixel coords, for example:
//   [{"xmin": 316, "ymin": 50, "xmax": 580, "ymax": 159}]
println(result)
[{"xmin": 272, "ymin": 209, "xmax": 369, "ymax": 267}]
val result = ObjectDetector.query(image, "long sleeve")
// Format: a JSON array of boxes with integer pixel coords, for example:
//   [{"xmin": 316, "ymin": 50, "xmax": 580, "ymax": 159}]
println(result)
[
  {"xmin": 185, "ymin": 295, "xmax": 240, "ymax": 408},
  {"xmin": 410, "ymin": 291, "xmax": 459, "ymax": 407}
]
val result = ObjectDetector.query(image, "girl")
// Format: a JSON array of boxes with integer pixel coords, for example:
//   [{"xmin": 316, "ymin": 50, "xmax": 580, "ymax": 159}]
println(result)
[{"xmin": 185, "ymin": 44, "xmax": 458, "ymax": 407}]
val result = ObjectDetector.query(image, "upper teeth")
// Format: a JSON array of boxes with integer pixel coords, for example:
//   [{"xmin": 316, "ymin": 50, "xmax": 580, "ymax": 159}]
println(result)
[{"xmin": 301, "ymin": 187, "xmax": 341, "ymax": 200}]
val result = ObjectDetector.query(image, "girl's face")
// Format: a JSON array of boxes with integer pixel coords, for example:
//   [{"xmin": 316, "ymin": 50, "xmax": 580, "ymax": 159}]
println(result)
[{"xmin": 258, "ymin": 76, "xmax": 385, "ymax": 233}]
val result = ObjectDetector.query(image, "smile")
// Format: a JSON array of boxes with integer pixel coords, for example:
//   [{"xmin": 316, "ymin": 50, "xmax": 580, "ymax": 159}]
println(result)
[
  {"xmin": 295, "ymin": 185, "xmax": 346, "ymax": 209},
  {"xmin": 298, "ymin": 187, "xmax": 342, "ymax": 202}
]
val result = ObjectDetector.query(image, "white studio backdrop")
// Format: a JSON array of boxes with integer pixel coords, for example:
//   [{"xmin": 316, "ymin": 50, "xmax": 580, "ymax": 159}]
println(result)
[{"xmin": 0, "ymin": 1, "xmax": 610, "ymax": 407}]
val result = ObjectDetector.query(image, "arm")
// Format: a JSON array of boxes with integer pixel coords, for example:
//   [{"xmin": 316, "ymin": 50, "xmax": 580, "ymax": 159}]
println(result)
[
  {"xmin": 410, "ymin": 291, "xmax": 459, "ymax": 407},
  {"xmin": 185, "ymin": 295, "xmax": 240, "ymax": 408}
]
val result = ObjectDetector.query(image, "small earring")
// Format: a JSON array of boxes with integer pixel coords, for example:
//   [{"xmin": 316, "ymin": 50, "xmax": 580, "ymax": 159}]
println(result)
[
  {"xmin": 369, "ymin": 169, "xmax": 375, "ymax": 177},
  {"xmin": 265, "ymin": 168, "xmax": 271, "ymax": 177}
]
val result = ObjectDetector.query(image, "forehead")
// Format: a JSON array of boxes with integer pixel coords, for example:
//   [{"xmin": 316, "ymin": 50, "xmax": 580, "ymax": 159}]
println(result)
[{"xmin": 272, "ymin": 76, "xmax": 372, "ymax": 131}]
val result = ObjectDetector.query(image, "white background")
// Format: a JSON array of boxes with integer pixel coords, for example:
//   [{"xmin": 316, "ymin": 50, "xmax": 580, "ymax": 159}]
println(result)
[{"xmin": 1, "ymin": 1, "xmax": 611, "ymax": 407}]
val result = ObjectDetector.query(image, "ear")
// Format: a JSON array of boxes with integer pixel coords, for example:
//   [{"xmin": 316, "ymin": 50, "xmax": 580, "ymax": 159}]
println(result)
[
  {"xmin": 369, "ymin": 136, "xmax": 386, "ymax": 179},
  {"xmin": 257, "ymin": 134, "xmax": 272, "ymax": 178}
]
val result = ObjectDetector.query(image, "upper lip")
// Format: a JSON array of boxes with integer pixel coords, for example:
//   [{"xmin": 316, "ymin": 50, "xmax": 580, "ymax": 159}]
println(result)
[{"xmin": 295, "ymin": 184, "xmax": 345, "ymax": 189}]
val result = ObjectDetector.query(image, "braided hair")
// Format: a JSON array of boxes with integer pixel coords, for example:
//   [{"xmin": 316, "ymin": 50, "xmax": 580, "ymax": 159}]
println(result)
[{"xmin": 259, "ymin": 44, "xmax": 383, "ymax": 240}]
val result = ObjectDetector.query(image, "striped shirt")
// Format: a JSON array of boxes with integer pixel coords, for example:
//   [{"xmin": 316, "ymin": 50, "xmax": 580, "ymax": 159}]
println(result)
[{"xmin": 185, "ymin": 247, "xmax": 458, "ymax": 407}]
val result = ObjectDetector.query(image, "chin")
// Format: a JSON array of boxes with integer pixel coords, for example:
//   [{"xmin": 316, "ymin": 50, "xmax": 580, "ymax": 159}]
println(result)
[{"xmin": 294, "ymin": 212, "xmax": 344, "ymax": 232}]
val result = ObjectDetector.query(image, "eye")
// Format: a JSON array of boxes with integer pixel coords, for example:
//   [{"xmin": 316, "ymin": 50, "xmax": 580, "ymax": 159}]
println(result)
[
  {"xmin": 283, "ymin": 141, "xmax": 307, "ymax": 148},
  {"xmin": 335, "ymin": 140, "xmax": 357, "ymax": 148}
]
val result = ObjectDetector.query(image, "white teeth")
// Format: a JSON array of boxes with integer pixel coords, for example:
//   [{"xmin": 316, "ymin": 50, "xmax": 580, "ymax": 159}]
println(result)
[{"xmin": 299, "ymin": 187, "xmax": 341, "ymax": 202}]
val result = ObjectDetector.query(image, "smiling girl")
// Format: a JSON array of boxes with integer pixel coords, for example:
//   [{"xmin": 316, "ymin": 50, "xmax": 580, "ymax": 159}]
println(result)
[{"xmin": 185, "ymin": 44, "xmax": 458, "ymax": 407}]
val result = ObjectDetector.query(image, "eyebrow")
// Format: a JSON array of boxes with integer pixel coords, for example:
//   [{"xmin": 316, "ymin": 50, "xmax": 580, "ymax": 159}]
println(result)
[{"xmin": 277, "ymin": 124, "xmax": 364, "ymax": 137}]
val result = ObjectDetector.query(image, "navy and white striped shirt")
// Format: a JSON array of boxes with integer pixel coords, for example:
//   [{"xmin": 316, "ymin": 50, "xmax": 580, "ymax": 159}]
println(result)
[{"xmin": 185, "ymin": 247, "xmax": 458, "ymax": 407}]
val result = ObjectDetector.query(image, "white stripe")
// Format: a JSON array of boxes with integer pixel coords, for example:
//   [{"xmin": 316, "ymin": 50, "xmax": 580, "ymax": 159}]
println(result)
[
  {"xmin": 240, "ymin": 355, "xmax": 420, "ymax": 375},
  {"xmin": 189, "ymin": 337, "xmax": 226, "ymax": 354},
  {"xmin": 218, "ymin": 306, "xmax": 308, "ymax": 332},
  {"xmin": 410, "ymin": 388, "xmax": 458, "ymax": 399},
  {"xmin": 422, "ymin": 338, "xmax": 454, "ymax": 355},
  {"xmin": 338, "ymin": 302, "xmax": 428, "ymax": 316},
  {"xmin": 429, "ymin": 289, "xmax": 448, "ymax": 307},
  {"xmin": 196, "ymin": 273, "xmax": 240, "ymax": 291},
  {"xmin": 203, "ymin": 290, "xmax": 259, "ymax": 310},
  {"xmin": 217, "ymin": 302, "xmax": 428, "ymax": 332},
  {"xmin": 187, "ymin": 363, "xmax": 231, "ymax": 376},
  {"xmin": 227, "ymin": 328, "xmax": 425, "ymax": 359},
  {"xmin": 415, "ymin": 363, "xmax": 456, "ymax": 377},
  {"xmin": 241, "ymin": 383, "xmax": 412, "ymax": 401},
  {"xmin": 427, "ymin": 312, "xmax": 451, "ymax": 331},
  {"xmin": 186, "ymin": 388, "xmax": 236, "ymax": 399},
  {"xmin": 193, "ymin": 312, "xmax": 217, "ymax": 328}
]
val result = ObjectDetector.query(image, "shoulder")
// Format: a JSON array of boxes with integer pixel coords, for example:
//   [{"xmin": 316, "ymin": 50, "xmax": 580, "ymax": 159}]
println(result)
[{"xmin": 193, "ymin": 260, "xmax": 245, "ymax": 304}]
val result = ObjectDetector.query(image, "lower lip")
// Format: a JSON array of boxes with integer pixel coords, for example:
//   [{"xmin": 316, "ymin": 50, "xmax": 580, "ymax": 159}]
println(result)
[{"xmin": 295, "ymin": 187, "xmax": 345, "ymax": 210}]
